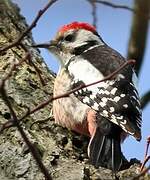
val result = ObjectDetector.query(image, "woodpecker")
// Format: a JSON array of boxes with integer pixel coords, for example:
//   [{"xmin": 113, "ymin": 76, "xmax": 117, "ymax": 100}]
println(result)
[{"xmin": 34, "ymin": 22, "xmax": 142, "ymax": 172}]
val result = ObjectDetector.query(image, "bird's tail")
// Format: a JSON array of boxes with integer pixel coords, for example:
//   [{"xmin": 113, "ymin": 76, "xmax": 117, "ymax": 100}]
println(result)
[{"xmin": 88, "ymin": 126, "xmax": 128, "ymax": 172}]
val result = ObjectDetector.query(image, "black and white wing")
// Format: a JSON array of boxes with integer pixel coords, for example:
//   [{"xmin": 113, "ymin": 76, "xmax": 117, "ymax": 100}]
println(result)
[{"xmin": 67, "ymin": 45, "xmax": 142, "ymax": 140}]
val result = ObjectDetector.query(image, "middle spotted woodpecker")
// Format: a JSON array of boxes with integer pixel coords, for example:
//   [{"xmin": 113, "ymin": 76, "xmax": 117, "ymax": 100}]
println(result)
[{"xmin": 33, "ymin": 22, "xmax": 142, "ymax": 172}]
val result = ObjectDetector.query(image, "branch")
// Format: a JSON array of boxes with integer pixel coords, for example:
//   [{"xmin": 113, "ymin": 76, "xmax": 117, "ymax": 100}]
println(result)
[
  {"xmin": 92, "ymin": 0, "xmax": 134, "ymax": 12},
  {"xmin": 141, "ymin": 91, "xmax": 150, "ymax": 109},
  {"xmin": 132, "ymin": 165, "xmax": 150, "ymax": 180},
  {"xmin": 140, "ymin": 156, "xmax": 150, "ymax": 172},
  {"xmin": 0, "ymin": 0, "xmax": 58, "ymax": 53},
  {"xmin": 89, "ymin": 0, "xmax": 150, "ymax": 19},
  {"xmin": 0, "ymin": 59, "xmax": 136, "ymax": 132},
  {"xmin": 140, "ymin": 136, "xmax": 150, "ymax": 171},
  {"xmin": 87, "ymin": 0, "xmax": 98, "ymax": 28}
]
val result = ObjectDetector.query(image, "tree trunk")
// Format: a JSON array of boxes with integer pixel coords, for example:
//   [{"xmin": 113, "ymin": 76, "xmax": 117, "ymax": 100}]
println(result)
[{"xmin": 0, "ymin": 0, "xmax": 149, "ymax": 179}]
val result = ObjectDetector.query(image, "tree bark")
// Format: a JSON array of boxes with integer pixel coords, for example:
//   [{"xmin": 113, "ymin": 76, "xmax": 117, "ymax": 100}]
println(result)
[{"xmin": 0, "ymin": 0, "xmax": 149, "ymax": 179}]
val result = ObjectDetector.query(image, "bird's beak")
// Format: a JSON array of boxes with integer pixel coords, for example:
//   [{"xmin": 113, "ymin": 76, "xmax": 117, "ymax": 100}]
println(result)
[{"xmin": 32, "ymin": 40, "xmax": 57, "ymax": 50}]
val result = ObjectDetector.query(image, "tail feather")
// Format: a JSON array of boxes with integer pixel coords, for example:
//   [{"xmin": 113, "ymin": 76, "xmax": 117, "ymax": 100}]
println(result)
[{"xmin": 88, "ymin": 126, "xmax": 125, "ymax": 172}]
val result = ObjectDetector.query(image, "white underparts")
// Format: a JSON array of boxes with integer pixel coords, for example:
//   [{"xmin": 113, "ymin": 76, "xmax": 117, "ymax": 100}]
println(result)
[{"xmin": 68, "ymin": 58, "xmax": 104, "ymax": 93}]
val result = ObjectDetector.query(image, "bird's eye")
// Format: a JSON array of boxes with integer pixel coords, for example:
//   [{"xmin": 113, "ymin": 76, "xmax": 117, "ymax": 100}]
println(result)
[{"xmin": 64, "ymin": 34, "xmax": 74, "ymax": 42}]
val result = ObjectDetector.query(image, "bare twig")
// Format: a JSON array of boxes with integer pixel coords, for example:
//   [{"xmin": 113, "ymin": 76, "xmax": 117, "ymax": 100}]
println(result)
[
  {"xmin": 140, "ymin": 156, "xmax": 150, "ymax": 172},
  {"xmin": 140, "ymin": 136, "xmax": 150, "ymax": 171},
  {"xmin": 0, "ymin": 0, "xmax": 58, "ymax": 53},
  {"xmin": 87, "ymin": 0, "xmax": 98, "ymax": 28},
  {"xmin": 0, "ymin": 59, "xmax": 135, "ymax": 132},
  {"xmin": 93, "ymin": 0, "xmax": 134, "ymax": 12},
  {"xmin": 88, "ymin": 0, "xmax": 150, "ymax": 19},
  {"xmin": 141, "ymin": 91, "xmax": 150, "ymax": 109},
  {"xmin": 145, "ymin": 137, "xmax": 150, "ymax": 158},
  {"xmin": 132, "ymin": 165, "xmax": 150, "ymax": 180}
]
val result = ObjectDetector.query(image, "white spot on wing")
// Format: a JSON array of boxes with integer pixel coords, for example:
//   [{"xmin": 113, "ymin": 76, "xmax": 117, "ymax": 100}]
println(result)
[
  {"xmin": 117, "ymin": 116, "xmax": 123, "ymax": 120},
  {"xmin": 99, "ymin": 102, "xmax": 106, "ymax": 107},
  {"xmin": 99, "ymin": 89, "xmax": 109, "ymax": 95},
  {"xmin": 135, "ymin": 106, "xmax": 140, "ymax": 112},
  {"xmin": 101, "ymin": 97, "xmax": 108, "ymax": 103},
  {"xmin": 90, "ymin": 94, "xmax": 96, "ymax": 99},
  {"xmin": 99, "ymin": 89, "xmax": 105, "ymax": 94},
  {"xmin": 133, "ymin": 89, "xmax": 139, "ymax": 98},
  {"xmin": 102, "ymin": 110, "xmax": 109, "ymax": 117},
  {"xmin": 83, "ymin": 97, "xmax": 90, "ymax": 104},
  {"xmin": 78, "ymin": 90, "xmax": 82, "ymax": 94},
  {"xmin": 111, "ymin": 115, "xmax": 116, "ymax": 119},
  {"xmin": 123, "ymin": 104, "xmax": 128, "ymax": 108},
  {"xmin": 110, "ymin": 115, "xmax": 118, "ymax": 124},
  {"xmin": 131, "ymin": 96, "xmax": 140, "ymax": 106},
  {"xmin": 92, "ymin": 102, "xmax": 99, "ymax": 110},
  {"xmin": 109, "ymin": 81, "xmax": 115, "ymax": 86},
  {"xmin": 117, "ymin": 74, "xmax": 125, "ymax": 80},
  {"xmin": 104, "ymin": 90, "xmax": 110, "ymax": 95},
  {"xmin": 120, "ymin": 124, "xmax": 127, "ymax": 132},
  {"xmin": 132, "ymin": 95, "xmax": 137, "ymax": 100},
  {"xmin": 120, "ymin": 94, "xmax": 125, "ymax": 97},
  {"xmin": 114, "ymin": 96, "xmax": 120, "ymax": 102},
  {"xmin": 110, "ymin": 88, "xmax": 117, "ymax": 95},
  {"xmin": 110, "ymin": 107, "xmax": 115, "ymax": 112}
]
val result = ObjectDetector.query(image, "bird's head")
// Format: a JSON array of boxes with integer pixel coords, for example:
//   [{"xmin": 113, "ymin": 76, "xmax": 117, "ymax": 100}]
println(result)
[{"xmin": 33, "ymin": 22, "xmax": 104, "ymax": 66}]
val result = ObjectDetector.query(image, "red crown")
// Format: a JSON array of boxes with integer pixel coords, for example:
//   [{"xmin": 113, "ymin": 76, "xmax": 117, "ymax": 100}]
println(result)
[{"xmin": 59, "ymin": 22, "xmax": 96, "ymax": 34}]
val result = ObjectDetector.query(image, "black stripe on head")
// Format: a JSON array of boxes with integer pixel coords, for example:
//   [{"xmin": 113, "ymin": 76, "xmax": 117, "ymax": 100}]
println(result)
[{"xmin": 72, "ymin": 40, "xmax": 99, "ymax": 55}]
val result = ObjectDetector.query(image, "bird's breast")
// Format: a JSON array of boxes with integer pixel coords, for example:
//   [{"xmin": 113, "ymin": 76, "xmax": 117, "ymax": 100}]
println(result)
[{"xmin": 53, "ymin": 68, "xmax": 89, "ymax": 134}]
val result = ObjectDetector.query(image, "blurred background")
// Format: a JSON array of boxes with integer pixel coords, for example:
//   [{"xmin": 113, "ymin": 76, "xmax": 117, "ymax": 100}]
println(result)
[{"xmin": 12, "ymin": 0, "xmax": 150, "ymax": 162}]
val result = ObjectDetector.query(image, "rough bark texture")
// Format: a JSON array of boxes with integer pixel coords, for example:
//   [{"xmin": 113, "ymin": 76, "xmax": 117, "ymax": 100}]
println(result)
[
  {"xmin": 0, "ymin": 0, "xmax": 149, "ymax": 180},
  {"xmin": 127, "ymin": 0, "xmax": 150, "ymax": 75}
]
